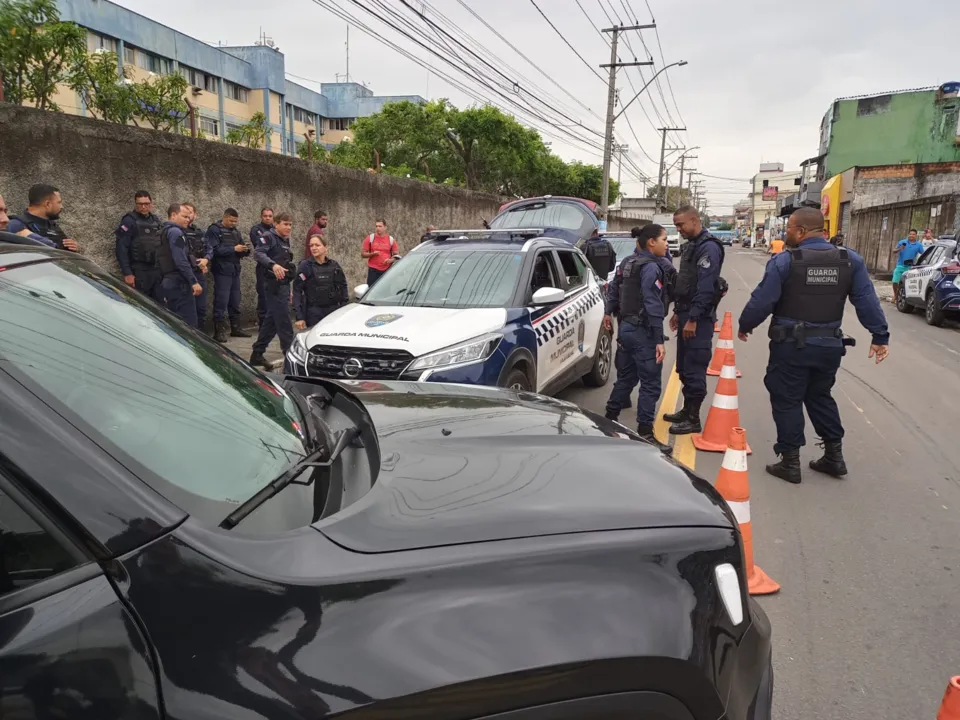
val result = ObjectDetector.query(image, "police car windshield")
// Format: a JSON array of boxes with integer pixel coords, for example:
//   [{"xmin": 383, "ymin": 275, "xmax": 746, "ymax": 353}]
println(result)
[
  {"xmin": 0, "ymin": 256, "xmax": 308, "ymax": 525},
  {"xmin": 362, "ymin": 248, "xmax": 523, "ymax": 309},
  {"xmin": 607, "ymin": 237, "xmax": 637, "ymax": 261}
]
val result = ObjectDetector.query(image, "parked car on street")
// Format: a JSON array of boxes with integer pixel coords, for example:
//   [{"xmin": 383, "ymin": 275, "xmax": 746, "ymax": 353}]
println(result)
[
  {"xmin": 895, "ymin": 235, "xmax": 960, "ymax": 326},
  {"xmin": 286, "ymin": 230, "xmax": 612, "ymax": 396},
  {"xmin": 0, "ymin": 233, "xmax": 773, "ymax": 720},
  {"xmin": 488, "ymin": 195, "xmax": 600, "ymax": 245}
]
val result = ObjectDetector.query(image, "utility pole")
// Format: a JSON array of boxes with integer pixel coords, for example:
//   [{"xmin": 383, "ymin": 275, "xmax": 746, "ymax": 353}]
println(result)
[
  {"xmin": 599, "ymin": 23, "xmax": 655, "ymax": 223},
  {"xmin": 346, "ymin": 26, "xmax": 350, "ymax": 82},
  {"xmin": 656, "ymin": 127, "xmax": 685, "ymax": 212},
  {"xmin": 678, "ymin": 153, "xmax": 697, "ymax": 202},
  {"xmin": 615, "ymin": 143, "xmax": 630, "ymax": 188}
]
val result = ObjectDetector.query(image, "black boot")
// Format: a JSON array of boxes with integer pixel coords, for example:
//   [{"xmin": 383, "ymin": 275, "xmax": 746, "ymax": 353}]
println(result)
[
  {"xmin": 662, "ymin": 405, "xmax": 688, "ymax": 423},
  {"xmin": 637, "ymin": 423, "xmax": 671, "ymax": 453},
  {"xmin": 213, "ymin": 321, "xmax": 229, "ymax": 344},
  {"xmin": 230, "ymin": 321, "xmax": 252, "ymax": 338},
  {"xmin": 604, "ymin": 410, "xmax": 620, "ymax": 421},
  {"xmin": 766, "ymin": 449, "xmax": 802, "ymax": 484},
  {"xmin": 809, "ymin": 441, "xmax": 847, "ymax": 478},
  {"xmin": 668, "ymin": 401, "xmax": 702, "ymax": 435},
  {"xmin": 249, "ymin": 351, "xmax": 269, "ymax": 369}
]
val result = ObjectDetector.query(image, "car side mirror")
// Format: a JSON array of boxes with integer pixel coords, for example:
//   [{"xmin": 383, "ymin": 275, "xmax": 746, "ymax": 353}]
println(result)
[
  {"xmin": 354, "ymin": 283, "xmax": 370, "ymax": 299},
  {"xmin": 531, "ymin": 286, "xmax": 565, "ymax": 306}
]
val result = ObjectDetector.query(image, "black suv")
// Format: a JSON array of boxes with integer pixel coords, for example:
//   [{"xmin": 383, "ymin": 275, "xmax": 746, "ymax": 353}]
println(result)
[{"xmin": 0, "ymin": 236, "xmax": 772, "ymax": 720}]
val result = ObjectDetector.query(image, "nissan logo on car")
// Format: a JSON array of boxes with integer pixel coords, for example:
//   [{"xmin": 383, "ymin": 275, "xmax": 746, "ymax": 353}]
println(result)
[{"xmin": 342, "ymin": 358, "xmax": 363, "ymax": 378}]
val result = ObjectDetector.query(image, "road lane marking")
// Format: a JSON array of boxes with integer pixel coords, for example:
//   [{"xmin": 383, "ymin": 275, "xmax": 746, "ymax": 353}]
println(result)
[
  {"xmin": 654, "ymin": 363, "xmax": 681, "ymax": 444},
  {"xmin": 931, "ymin": 339, "xmax": 960, "ymax": 357},
  {"xmin": 672, "ymin": 433, "xmax": 696, "ymax": 470},
  {"xmin": 731, "ymin": 267, "xmax": 753, "ymax": 291}
]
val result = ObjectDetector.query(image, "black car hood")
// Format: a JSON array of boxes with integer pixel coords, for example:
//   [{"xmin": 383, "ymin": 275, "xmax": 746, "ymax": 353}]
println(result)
[{"xmin": 314, "ymin": 381, "xmax": 734, "ymax": 553}]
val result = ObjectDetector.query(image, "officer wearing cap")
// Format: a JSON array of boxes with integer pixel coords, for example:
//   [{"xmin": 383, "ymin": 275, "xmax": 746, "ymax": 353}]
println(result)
[
  {"xmin": 663, "ymin": 205, "xmax": 726, "ymax": 436},
  {"xmin": 581, "ymin": 231, "xmax": 616, "ymax": 280},
  {"xmin": 602, "ymin": 224, "xmax": 673, "ymax": 449},
  {"xmin": 739, "ymin": 207, "xmax": 890, "ymax": 484},
  {"xmin": 157, "ymin": 204, "xmax": 203, "ymax": 327},
  {"xmin": 8, "ymin": 184, "xmax": 82, "ymax": 253},
  {"xmin": 116, "ymin": 190, "xmax": 164, "ymax": 301},
  {"xmin": 294, "ymin": 234, "xmax": 349, "ymax": 330},
  {"xmin": 250, "ymin": 212, "xmax": 296, "ymax": 369}
]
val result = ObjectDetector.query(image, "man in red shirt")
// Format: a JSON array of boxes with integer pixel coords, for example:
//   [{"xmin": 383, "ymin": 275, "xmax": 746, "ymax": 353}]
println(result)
[
  {"xmin": 361, "ymin": 218, "xmax": 399, "ymax": 285},
  {"xmin": 304, "ymin": 209, "xmax": 328, "ymax": 259}
]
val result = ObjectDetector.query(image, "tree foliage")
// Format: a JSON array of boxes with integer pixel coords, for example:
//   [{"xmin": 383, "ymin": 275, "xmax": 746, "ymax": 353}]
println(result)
[
  {"xmin": 646, "ymin": 184, "xmax": 692, "ymax": 212},
  {"xmin": 67, "ymin": 50, "xmax": 137, "ymax": 124},
  {"xmin": 132, "ymin": 72, "xmax": 188, "ymax": 131},
  {"xmin": 297, "ymin": 135, "xmax": 329, "ymax": 162},
  {"xmin": 226, "ymin": 111, "xmax": 269, "ymax": 149},
  {"xmin": 327, "ymin": 100, "xmax": 619, "ymax": 203},
  {"xmin": 0, "ymin": 0, "xmax": 87, "ymax": 110}
]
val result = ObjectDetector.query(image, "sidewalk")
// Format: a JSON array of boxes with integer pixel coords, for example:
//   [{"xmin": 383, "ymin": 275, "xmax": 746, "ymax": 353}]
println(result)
[{"xmin": 221, "ymin": 324, "xmax": 286, "ymax": 370}]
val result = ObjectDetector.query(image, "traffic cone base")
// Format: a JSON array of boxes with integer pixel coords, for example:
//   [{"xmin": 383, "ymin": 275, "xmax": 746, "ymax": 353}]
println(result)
[
  {"xmin": 938, "ymin": 676, "xmax": 960, "ymax": 720},
  {"xmin": 695, "ymin": 352, "xmax": 749, "ymax": 454},
  {"xmin": 694, "ymin": 432, "xmax": 751, "ymax": 454},
  {"xmin": 747, "ymin": 564, "xmax": 781, "ymax": 596}
]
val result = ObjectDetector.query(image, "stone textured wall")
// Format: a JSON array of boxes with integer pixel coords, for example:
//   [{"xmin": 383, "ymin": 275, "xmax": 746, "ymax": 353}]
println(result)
[{"xmin": 0, "ymin": 105, "xmax": 501, "ymax": 324}]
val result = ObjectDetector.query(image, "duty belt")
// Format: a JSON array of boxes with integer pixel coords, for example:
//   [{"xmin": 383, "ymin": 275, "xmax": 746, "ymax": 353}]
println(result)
[
  {"xmin": 620, "ymin": 314, "xmax": 645, "ymax": 326},
  {"xmin": 768, "ymin": 323, "xmax": 856, "ymax": 349}
]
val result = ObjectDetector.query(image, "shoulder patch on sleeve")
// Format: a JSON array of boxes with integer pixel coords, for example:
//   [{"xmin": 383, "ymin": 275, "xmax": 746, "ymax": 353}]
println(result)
[
  {"xmin": 299, "ymin": 272, "xmax": 307, "ymax": 281},
  {"xmin": 698, "ymin": 255, "xmax": 712, "ymax": 269}
]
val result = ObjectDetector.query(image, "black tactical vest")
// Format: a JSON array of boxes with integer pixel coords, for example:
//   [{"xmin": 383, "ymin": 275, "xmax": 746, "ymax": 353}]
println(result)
[
  {"xmin": 183, "ymin": 224, "xmax": 205, "ymax": 264},
  {"xmin": 156, "ymin": 225, "xmax": 179, "ymax": 277},
  {"xmin": 584, "ymin": 238, "xmax": 615, "ymax": 277},
  {"xmin": 619, "ymin": 255, "xmax": 658, "ymax": 320},
  {"xmin": 264, "ymin": 232, "xmax": 295, "ymax": 285},
  {"xmin": 130, "ymin": 213, "xmax": 163, "ymax": 266},
  {"xmin": 674, "ymin": 235, "xmax": 725, "ymax": 307},
  {"xmin": 18, "ymin": 215, "xmax": 67, "ymax": 249},
  {"xmin": 774, "ymin": 247, "xmax": 853, "ymax": 323},
  {"xmin": 304, "ymin": 262, "xmax": 342, "ymax": 307}
]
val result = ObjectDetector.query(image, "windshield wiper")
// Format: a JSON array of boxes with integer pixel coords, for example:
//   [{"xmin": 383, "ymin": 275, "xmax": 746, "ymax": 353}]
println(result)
[{"xmin": 220, "ymin": 426, "xmax": 361, "ymax": 530}]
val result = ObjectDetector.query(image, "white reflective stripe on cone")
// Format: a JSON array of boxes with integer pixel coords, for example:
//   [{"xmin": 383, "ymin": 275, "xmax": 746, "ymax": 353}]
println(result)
[
  {"xmin": 726, "ymin": 499, "xmax": 751, "ymax": 525},
  {"xmin": 720, "ymin": 364, "xmax": 739, "ymax": 380},
  {"xmin": 721, "ymin": 449, "xmax": 748, "ymax": 472},
  {"xmin": 717, "ymin": 339, "xmax": 734, "ymax": 349},
  {"xmin": 711, "ymin": 393, "xmax": 739, "ymax": 410}
]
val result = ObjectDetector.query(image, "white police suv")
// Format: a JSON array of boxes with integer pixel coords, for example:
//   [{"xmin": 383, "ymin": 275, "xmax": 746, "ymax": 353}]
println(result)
[{"xmin": 284, "ymin": 229, "xmax": 612, "ymax": 395}]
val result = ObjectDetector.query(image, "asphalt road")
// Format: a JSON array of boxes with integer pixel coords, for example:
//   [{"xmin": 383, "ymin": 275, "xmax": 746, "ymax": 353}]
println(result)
[{"xmin": 557, "ymin": 246, "xmax": 960, "ymax": 720}]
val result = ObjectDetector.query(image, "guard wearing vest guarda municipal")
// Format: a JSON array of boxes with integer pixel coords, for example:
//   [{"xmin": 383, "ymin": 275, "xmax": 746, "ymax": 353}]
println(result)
[
  {"xmin": 116, "ymin": 190, "xmax": 164, "ymax": 302},
  {"xmin": 157, "ymin": 204, "xmax": 203, "ymax": 328},
  {"xmin": 7, "ymin": 184, "xmax": 81, "ymax": 253},
  {"xmin": 293, "ymin": 234, "xmax": 348, "ymax": 330},
  {"xmin": 738, "ymin": 208, "xmax": 890, "ymax": 484},
  {"xmin": 582, "ymin": 232, "xmax": 616, "ymax": 279},
  {"xmin": 662, "ymin": 206, "xmax": 727, "ymax": 436}
]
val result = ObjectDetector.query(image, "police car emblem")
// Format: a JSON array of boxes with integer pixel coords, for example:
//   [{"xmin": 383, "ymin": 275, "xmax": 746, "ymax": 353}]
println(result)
[
  {"xmin": 342, "ymin": 358, "xmax": 363, "ymax": 378},
  {"xmin": 365, "ymin": 313, "xmax": 402, "ymax": 327},
  {"xmin": 577, "ymin": 319, "xmax": 585, "ymax": 352},
  {"xmin": 698, "ymin": 256, "xmax": 712, "ymax": 269}
]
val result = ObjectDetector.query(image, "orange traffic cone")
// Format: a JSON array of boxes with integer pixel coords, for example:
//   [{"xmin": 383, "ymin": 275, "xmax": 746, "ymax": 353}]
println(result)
[
  {"xmin": 939, "ymin": 677, "xmax": 960, "ymax": 720},
  {"xmin": 694, "ymin": 351, "xmax": 751, "ymax": 454},
  {"xmin": 715, "ymin": 427, "xmax": 780, "ymax": 596},
  {"xmin": 707, "ymin": 312, "xmax": 741, "ymax": 377}
]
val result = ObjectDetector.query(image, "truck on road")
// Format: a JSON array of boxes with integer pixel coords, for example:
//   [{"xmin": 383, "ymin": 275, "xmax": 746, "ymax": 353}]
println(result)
[{"xmin": 653, "ymin": 212, "xmax": 682, "ymax": 257}]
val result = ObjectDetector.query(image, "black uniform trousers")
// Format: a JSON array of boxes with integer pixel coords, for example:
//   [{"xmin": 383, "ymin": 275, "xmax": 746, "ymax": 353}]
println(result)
[
  {"xmin": 193, "ymin": 268, "xmax": 208, "ymax": 330},
  {"xmin": 675, "ymin": 311, "xmax": 715, "ymax": 404},
  {"xmin": 305, "ymin": 305, "xmax": 340, "ymax": 327},
  {"xmin": 161, "ymin": 275, "xmax": 198, "ymax": 328},
  {"xmin": 213, "ymin": 272, "xmax": 241, "ymax": 323},
  {"xmin": 133, "ymin": 264, "xmax": 163, "ymax": 303},
  {"xmin": 255, "ymin": 266, "xmax": 267, "ymax": 326},
  {"xmin": 254, "ymin": 283, "xmax": 294, "ymax": 355},
  {"xmin": 764, "ymin": 341, "xmax": 845, "ymax": 454}
]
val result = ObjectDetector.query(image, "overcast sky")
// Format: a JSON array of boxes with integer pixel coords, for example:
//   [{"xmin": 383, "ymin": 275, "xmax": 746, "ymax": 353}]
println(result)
[{"xmin": 117, "ymin": 0, "xmax": 960, "ymax": 213}]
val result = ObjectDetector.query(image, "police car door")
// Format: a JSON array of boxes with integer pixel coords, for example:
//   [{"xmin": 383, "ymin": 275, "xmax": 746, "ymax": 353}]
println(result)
[
  {"xmin": 529, "ymin": 250, "xmax": 570, "ymax": 391},
  {"xmin": 556, "ymin": 247, "xmax": 603, "ymax": 367},
  {"xmin": 904, "ymin": 246, "xmax": 944, "ymax": 303}
]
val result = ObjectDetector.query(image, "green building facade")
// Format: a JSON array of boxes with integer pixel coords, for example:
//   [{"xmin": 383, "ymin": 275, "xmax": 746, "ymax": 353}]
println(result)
[{"xmin": 819, "ymin": 85, "xmax": 960, "ymax": 178}]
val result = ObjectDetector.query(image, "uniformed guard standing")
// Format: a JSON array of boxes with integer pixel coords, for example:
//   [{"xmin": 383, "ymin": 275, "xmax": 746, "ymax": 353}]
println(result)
[
  {"xmin": 181, "ymin": 203, "xmax": 222, "ymax": 335},
  {"xmin": 293, "ymin": 234, "xmax": 349, "ymax": 330},
  {"xmin": 250, "ymin": 207, "xmax": 275, "ymax": 328},
  {"xmin": 206, "ymin": 208, "xmax": 251, "ymax": 343},
  {"xmin": 157, "ymin": 204, "xmax": 203, "ymax": 327},
  {"xmin": 602, "ymin": 224, "xmax": 674, "ymax": 449},
  {"xmin": 738, "ymin": 208, "xmax": 890, "ymax": 484},
  {"xmin": 582, "ymin": 232, "xmax": 617, "ymax": 280},
  {"xmin": 663, "ymin": 206, "xmax": 726, "ymax": 435},
  {"xmin": 7, "ymin": 184, "xmax": 81, "ymax": 253},
  {"xmin": 250, "ymin": 212, "xmax": 297, "ymax": 369},
  {"xmin": 116, "ymin": 190, "xmax": 164, "ymax": 301}
]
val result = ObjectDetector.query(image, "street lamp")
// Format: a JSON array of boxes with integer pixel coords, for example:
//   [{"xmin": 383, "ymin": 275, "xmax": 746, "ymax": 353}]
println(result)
[{"xmin": 615, "ymin": 60, "xmax": 688, "ymax": 121}]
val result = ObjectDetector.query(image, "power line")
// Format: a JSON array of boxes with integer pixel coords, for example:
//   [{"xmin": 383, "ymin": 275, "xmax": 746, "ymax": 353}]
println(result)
[
  {"xmin": 641, "ymin": 0, "xmax": 686, "ymax": 128},
  {"xmin": 527, "ymin": 0, "xmax": 606, "ymax": 83}
]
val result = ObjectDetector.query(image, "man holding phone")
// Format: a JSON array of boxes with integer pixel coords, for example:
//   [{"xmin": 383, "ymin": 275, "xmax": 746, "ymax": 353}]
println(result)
[{"xmin": 361, "ymin": 218, "xmax": 399, "ymax": 286}]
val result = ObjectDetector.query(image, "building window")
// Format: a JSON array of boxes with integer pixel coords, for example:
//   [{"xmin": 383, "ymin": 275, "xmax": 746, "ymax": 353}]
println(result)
[
  {"xmin": 330, "ymin": 117, "xmax": 354, "ymax": 131},
  {"xmin": 182, "ymin": 66, "xmax": 213, "ymax": 91},
  {"xmin": 204, "ymin": 75, "xmax": 218, "ymax": 93},
  {"xmin": 123, "ymin": 45, "xmax": 135, "ymax": 65},
  {"xmin": 225, "ymin": 122, "xmax": 243, "ymax": 135},
  {"xmin": 88, "ymin": 32, "xmax": 116, "ymax": 54},
  {"xmin": 200, "ymin": 117, "xmax": 219, "ymax": 136},
  {"xmin": 293, "ymin": 106, "xmax": 314, "ymax": 125},
  {"xmin": 137, "ymin": 50, "xmax": 171, "ymax": 75},
  {"xmin": 224, "ymin": 81, "xmax": 248, "ymax": 103}
]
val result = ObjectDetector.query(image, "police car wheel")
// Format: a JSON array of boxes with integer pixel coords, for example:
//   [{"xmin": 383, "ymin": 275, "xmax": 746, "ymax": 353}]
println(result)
[
  {"xmin": 501, "ymin": 367, "xmax": 531, "ymax": 393},
  {"xmin": 925, "ymin": 291, "xmax": 945, "ymax": 327},
  {"xmin": 583, "ymin": 329, "xmax": 613, "ymax": 387},
  {"xmin": 895, "ymin": 283, "xmax": 913, "ymax": 314}
]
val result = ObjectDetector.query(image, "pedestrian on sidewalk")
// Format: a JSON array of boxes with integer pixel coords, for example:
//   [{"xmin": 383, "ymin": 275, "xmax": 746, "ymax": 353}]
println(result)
[
  {"xmin": 294, "ymin": 234, "xmax": 348, "ymax": 331},
  {"xmin": 8, "ymin": 184, "xmax": 81, "ymax": 253},
  {"xmin": 420, "ymin": 224, "xmax": 438, "ymax": 244},
  {"xmin": 602, "ymin": 224, "xmax": 673, "ymax": 449},
  {"xmin": 250, "ymin": 207, "xmax": 275, "ymax": 328},
  {"xmin": 115, "ymin": 191, "xmax": 163, "ymax": 300},
  {"xmin": 891, "ymin": 229, "xmax": 924, "ymax": 304},
  {"xmin": 304, "ymin": 209, "xmax": 328, "ymax": 259},
  {"xmin": 361, "ymin": 219, "xmax": 399, "ymax": 286},
  {"xmin": 206, "ymin": 208, "xmax": 252, "ymax": 343},
  {"xmin": 738, "ymin": 207, "xmax": 890, "ymax": 485},
  {"xmin": 250, "ymin": 213, "xmax": 296, "ymax": 369},
  {"xmin": 158, "ymin": 204, "xmax": 203, "ymax": 328},
  {"xmin": 662, "ymin": 206, "xmax": 726, "ymax": 436}
]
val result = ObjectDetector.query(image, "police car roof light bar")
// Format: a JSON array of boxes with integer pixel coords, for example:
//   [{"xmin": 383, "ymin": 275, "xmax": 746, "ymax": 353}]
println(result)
[{"xmin": 425, "ymin": 228, "xmax": 546, "ymax": 242}]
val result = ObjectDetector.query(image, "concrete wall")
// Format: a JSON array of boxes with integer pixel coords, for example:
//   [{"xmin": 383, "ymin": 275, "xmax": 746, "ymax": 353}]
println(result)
[
  {"xmin": 851, "ymin": 162, "xmax": 960, "ymax": 209},
  {"xmin": 0, "ymin": 105, "xmax": 501, "ymax": 325},
  {"xmin": 823, "ymin": 90, "xmax": 960, "ymax": 177}
]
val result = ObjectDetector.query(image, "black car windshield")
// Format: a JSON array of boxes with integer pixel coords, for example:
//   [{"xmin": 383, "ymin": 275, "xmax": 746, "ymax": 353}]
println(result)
[
  {"xmin": 0, "ymin": 256, "xmax": 308, "ymax": 517},
  {"xmin": 490, "ymin": 202, "xmax": 590, "ymax": 232},
  {"xmin": 362, "ymin": 248, "xmax": 523, "ymax": 308}
]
